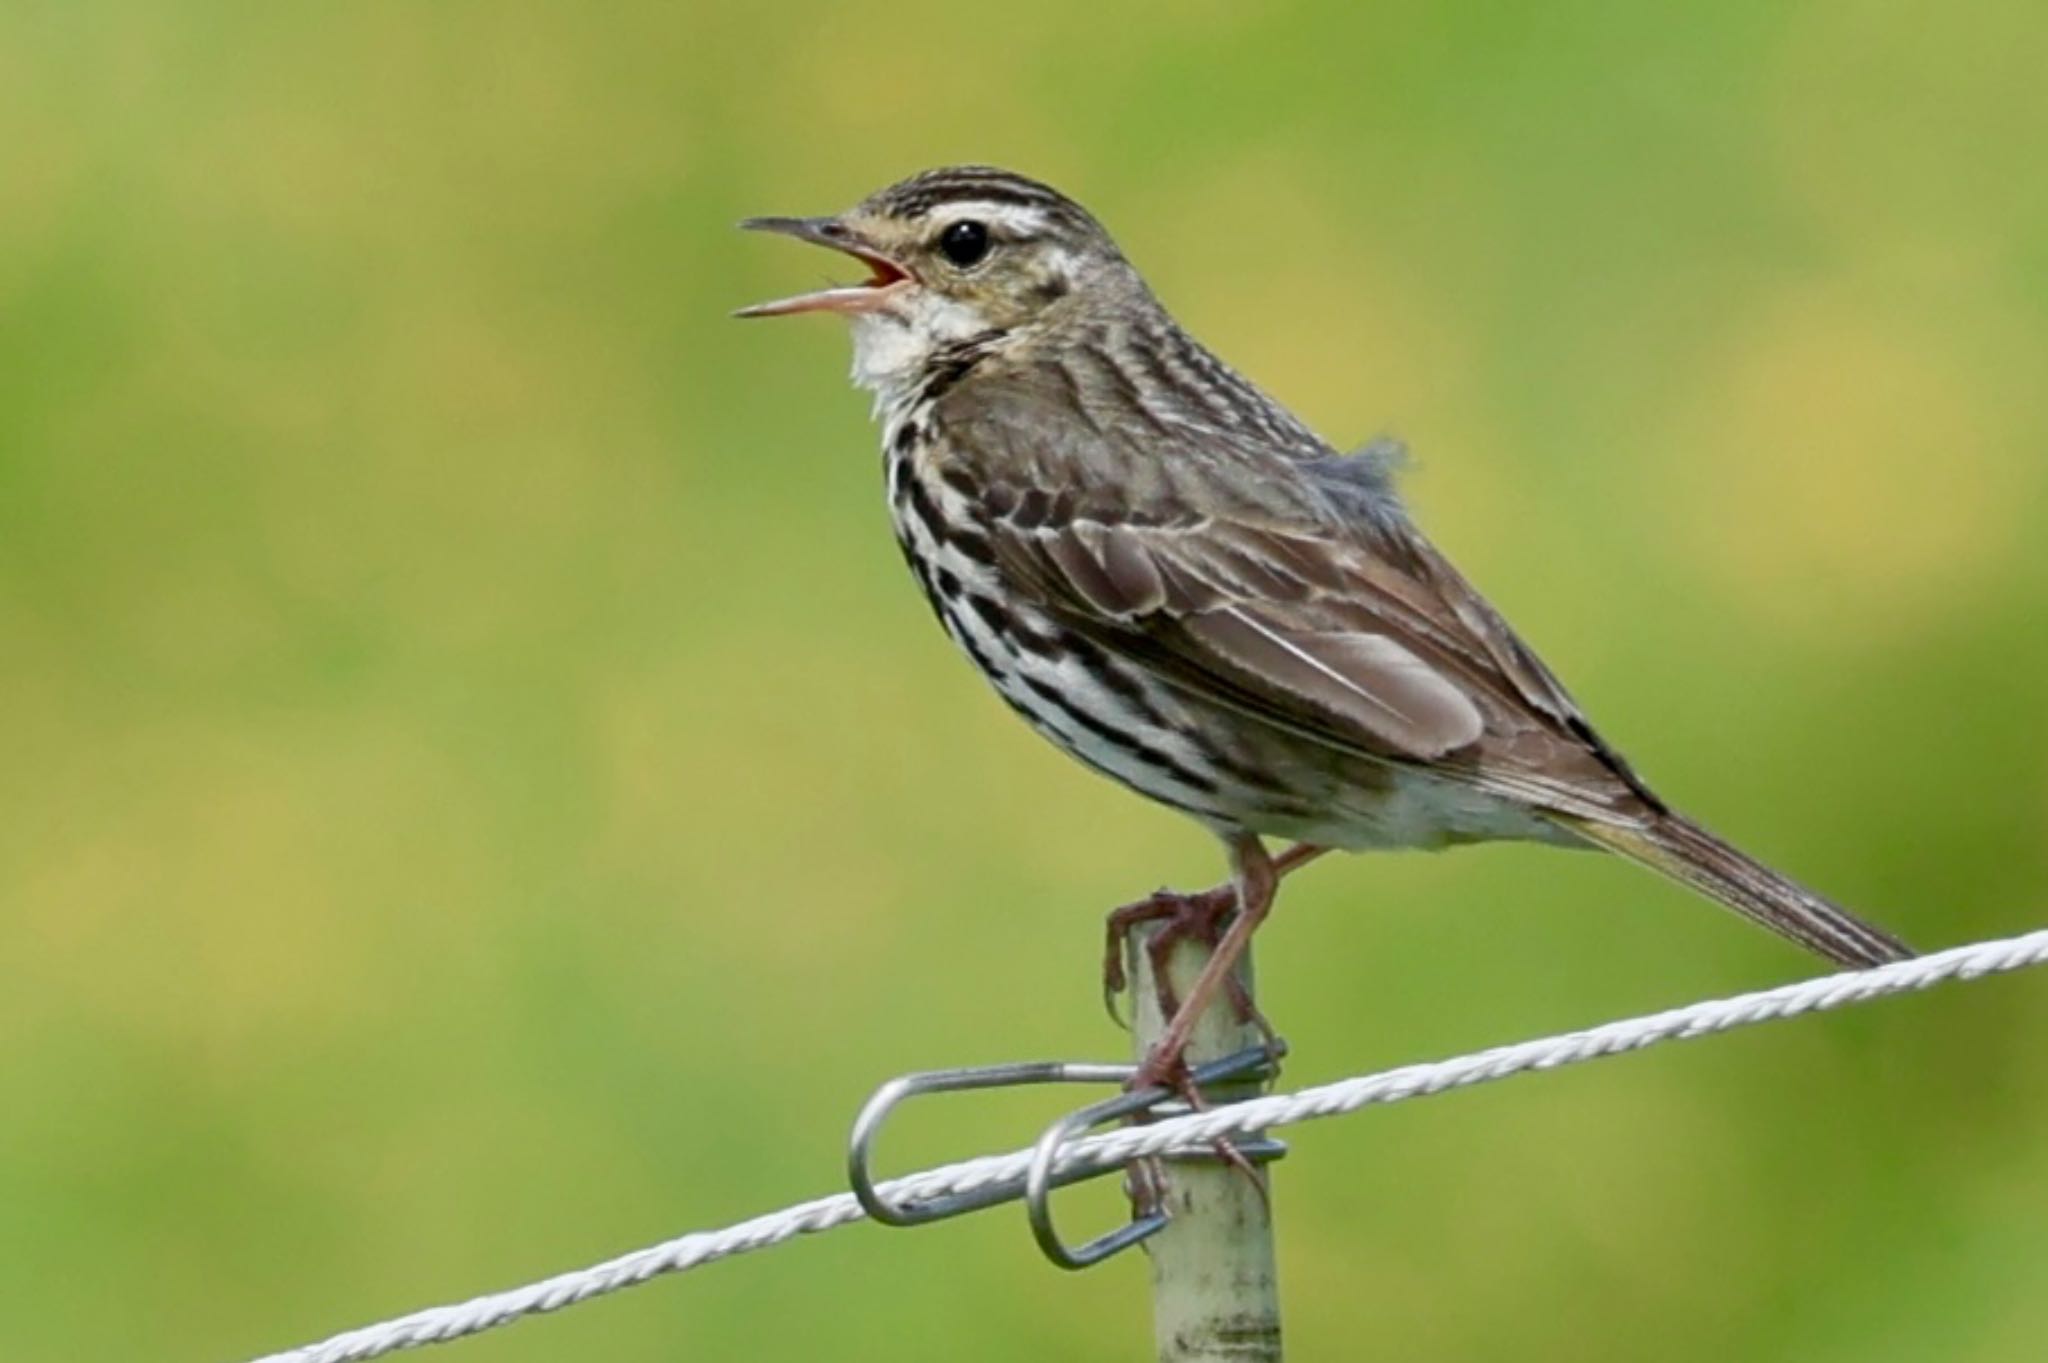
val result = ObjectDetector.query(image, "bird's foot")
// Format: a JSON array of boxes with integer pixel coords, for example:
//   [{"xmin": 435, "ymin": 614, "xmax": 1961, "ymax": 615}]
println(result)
[
  {"xmin": 1101, "ymin": 844, "xmax": 1329, "ymax": 1031},
  {"xmin": 1101, "ymin": 881, "xmax": 1239, "ymax": 1029}
]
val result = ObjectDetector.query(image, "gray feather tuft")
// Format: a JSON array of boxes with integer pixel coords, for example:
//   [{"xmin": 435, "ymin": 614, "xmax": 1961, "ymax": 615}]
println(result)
[{"xmin": 1299, "ymin": 434, "xmax": 1410, "ymax": 521}]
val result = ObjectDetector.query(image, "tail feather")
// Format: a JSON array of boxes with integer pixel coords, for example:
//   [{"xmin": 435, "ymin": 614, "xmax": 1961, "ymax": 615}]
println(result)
[{"xmin": 1569, "ymin": 813, "xmax": 1914, "ymax": 968}]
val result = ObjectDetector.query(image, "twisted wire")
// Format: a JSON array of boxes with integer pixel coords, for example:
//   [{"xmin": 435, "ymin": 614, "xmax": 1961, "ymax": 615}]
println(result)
[{"xmin": 246, "ymin": 926, "xmax": 2048, "ymax": 1363}]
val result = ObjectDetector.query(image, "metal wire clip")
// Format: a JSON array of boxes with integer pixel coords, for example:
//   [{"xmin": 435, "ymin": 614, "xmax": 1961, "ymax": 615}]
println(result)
[{"xmin": 848, "ymin": 1042, "xmax": 1286, "ymax": 1269}]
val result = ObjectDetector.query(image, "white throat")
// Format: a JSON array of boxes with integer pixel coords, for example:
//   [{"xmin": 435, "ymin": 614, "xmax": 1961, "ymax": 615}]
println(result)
[{"xmin": 846, "ymin": 289, "xmax": 996, "ymax": 417}]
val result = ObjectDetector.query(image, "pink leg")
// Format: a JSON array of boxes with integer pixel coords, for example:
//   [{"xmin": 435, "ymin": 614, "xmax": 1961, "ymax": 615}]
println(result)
[{"xmin": 1128, "ymin": 833, "xmax": 1286, "ymax": 1093}]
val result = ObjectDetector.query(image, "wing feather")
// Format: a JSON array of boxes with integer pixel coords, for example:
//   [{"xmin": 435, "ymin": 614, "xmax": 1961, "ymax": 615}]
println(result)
[
  {"xmin": 934, "ymin": 370, "xmax": 1657, "ymax": 819},
  {"xmin": 1183, "ymin": 607, "xmax": 1484, "ymax": 758}
]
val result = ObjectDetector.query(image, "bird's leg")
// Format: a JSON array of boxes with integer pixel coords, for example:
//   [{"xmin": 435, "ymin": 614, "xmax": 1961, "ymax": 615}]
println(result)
[
  {"xmin": 1165, "ymin": 1054, "xmax": 1275, "ymax": 1211},
  {"xmin": 1267, "ymin": 841, "xmax": 1333, "ymax": 878},
  {"xmin": 1102, "ymin": 842, "xmax": 1327, "ymax": 1028},
  {"xmin": 1127, "ymin": 833, "xmax": 1283, "ymax": 1095}
]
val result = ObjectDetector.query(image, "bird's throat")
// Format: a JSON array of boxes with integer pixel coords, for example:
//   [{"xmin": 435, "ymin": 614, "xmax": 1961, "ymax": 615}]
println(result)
[{"xmin": 845, "ymin": 294, "xmax": 1002, "ymax": 412}]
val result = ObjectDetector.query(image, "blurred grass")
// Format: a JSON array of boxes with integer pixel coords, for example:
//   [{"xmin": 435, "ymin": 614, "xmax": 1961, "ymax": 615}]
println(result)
[{"xmin": 2, "ymin": 2, "xmax": 2046, "ymax": 1360}]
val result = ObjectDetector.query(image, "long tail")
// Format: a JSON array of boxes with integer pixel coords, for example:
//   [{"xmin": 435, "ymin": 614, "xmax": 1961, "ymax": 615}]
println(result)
[{"xmin": 1566, "ymin": 812, "xmax": 1914, "ymax": 968}]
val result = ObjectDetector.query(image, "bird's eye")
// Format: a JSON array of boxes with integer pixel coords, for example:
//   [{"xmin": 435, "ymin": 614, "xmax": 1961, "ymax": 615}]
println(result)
[{"xmin": 938, "ymin": 219, "xmax": 992, "ymax": 268}]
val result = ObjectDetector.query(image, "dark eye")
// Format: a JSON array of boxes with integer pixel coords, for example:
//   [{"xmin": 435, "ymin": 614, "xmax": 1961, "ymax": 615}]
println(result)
[{"xmin": 938, "ymin": 219, "xmax": 991, "ymax": 268}]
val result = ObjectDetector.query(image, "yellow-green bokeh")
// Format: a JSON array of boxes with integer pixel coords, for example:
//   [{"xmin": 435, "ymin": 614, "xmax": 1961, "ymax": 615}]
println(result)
[{"xmin": 4, "ymin": 4, "xmax": 2046, "ymax": 1360}]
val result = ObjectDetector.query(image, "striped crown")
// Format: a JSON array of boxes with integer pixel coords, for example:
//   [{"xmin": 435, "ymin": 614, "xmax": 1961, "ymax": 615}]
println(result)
[{"xmin": 860, "ymin": 165, "xmax": 1103, "ymax": 235}]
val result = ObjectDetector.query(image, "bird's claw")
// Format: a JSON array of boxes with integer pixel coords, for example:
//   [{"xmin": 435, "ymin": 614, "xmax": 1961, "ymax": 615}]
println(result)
[{"xmin": 1101, "ymin": 884, "xmax": 1237, "ymax": 1029}]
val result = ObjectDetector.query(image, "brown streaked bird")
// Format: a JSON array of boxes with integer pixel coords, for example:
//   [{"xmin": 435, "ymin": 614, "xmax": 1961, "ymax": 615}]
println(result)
[{"xmin": 736, "ymin": 165, "xmax": 1912, "ymax": 1087}]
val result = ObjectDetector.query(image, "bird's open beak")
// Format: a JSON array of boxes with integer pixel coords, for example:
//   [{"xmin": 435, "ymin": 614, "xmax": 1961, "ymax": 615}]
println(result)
[{"xmin": 732, "ymin": 216, "xmax": 914, "ymax": 319}]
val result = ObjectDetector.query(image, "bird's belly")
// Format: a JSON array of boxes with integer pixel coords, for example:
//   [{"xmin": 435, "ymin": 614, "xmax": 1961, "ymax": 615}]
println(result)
[
  {"xmin": 927, "ymin": 572, "xmax": 1247, "ymax": 827},
  {"xmin": 1250, "ymin": 762, "xmax": 1571, "ymax": 852}
]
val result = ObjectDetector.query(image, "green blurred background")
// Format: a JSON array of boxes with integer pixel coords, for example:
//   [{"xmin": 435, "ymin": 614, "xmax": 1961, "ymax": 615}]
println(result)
[{"xmin": 5, "ymin": 3, "xmax": 2047, "ymax": 1360}]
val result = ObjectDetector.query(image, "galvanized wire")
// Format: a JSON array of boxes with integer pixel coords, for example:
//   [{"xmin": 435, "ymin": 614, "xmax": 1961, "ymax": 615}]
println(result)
[{"xmin": 243, "ymin": 925, "xmax": 2048, "ymax": 1363}]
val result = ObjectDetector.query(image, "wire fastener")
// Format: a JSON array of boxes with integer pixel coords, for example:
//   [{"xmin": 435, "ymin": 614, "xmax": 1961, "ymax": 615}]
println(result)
[{"xmin": 849, "ymin": 1043, "xmax": 1285, "ymax": 1268}]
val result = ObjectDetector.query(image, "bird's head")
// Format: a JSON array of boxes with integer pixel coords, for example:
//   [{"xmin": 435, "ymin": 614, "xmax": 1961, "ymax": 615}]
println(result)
[{"xmin": 736, "ymin": 166, "xmax": 1139, "ymax": 398}]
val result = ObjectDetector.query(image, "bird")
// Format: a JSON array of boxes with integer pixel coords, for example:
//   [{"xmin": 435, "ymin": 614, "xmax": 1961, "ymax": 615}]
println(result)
[{"xmin": 734, "ymin": 164, "xmax": 1913, "ymax": 1088}]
